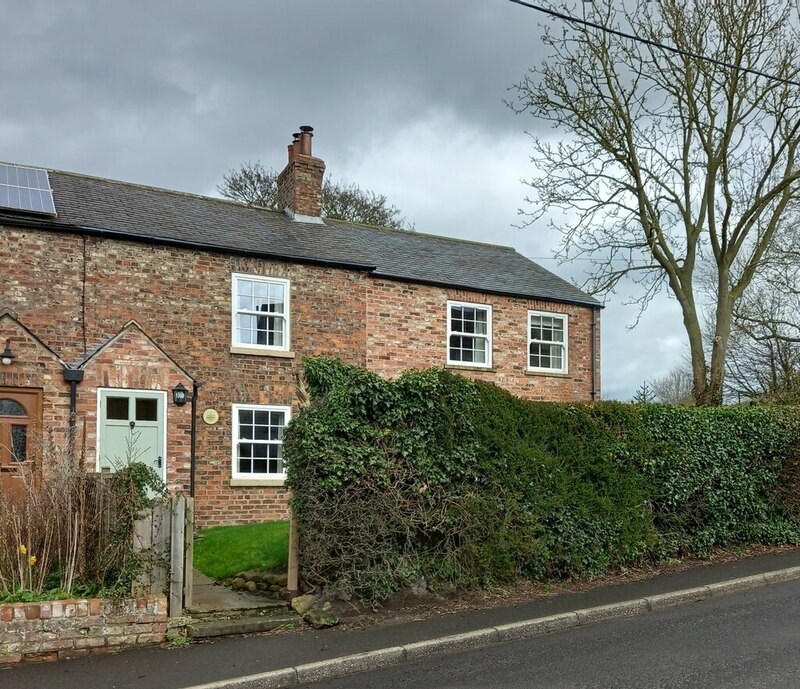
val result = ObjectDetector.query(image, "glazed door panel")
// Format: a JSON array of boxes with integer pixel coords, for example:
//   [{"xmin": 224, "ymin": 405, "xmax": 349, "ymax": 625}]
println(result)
[{"xmin": 0, "ymin": 388, "xmax": 42, "ymax": 501}]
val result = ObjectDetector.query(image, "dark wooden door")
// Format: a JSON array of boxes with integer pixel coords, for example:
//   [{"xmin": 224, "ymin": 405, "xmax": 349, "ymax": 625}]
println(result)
[{"xmin": 0, "ymin": 388, "xmax": 41, "ymax": 501}]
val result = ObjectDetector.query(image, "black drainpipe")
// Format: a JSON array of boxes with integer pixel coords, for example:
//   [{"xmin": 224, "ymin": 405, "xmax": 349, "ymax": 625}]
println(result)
[
  {"xmin": 190, "ymin": 381, "xmax": 201, "ymax": 497},
  {"xmin": 590, "ymin": 307, "xmax": 598, "ymax": 401},
  {"xmin": 62, "ymin": 368, "xmax": 84, "ymax": 456}
]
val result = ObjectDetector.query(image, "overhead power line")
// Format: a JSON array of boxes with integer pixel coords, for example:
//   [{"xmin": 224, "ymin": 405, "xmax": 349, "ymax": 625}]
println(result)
[
  {"xmin": 508, "ymin": 0, "xmax": 800, "ymax": 89},
  {"xmin": 525, "ymin": 255, "xmax": 647, "ymax": 264}
]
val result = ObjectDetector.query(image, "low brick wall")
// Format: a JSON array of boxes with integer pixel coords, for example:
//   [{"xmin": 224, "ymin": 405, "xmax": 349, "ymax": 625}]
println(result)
[{"xmin": 0, "ymin": 594, "xmax": 168, "ymax": 664}]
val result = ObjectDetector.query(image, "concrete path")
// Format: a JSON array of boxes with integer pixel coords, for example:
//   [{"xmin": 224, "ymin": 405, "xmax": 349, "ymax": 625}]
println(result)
[
  {"xmin": 189, "ymin": 569, "xmax": 281, "ymax": 614},
  {"xmin": 307, "ymin": 577, "xmax": 800, "ymax": 689}
]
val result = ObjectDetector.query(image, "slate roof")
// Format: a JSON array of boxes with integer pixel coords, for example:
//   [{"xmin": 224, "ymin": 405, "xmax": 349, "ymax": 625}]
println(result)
[{"xmin": 1, "ymin": 168, "xmax": 600, "ymax": 307}]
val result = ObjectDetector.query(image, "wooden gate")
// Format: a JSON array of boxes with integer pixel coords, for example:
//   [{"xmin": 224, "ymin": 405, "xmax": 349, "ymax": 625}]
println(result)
[{"xmin": 133, "ymin": 495, "xmax": 194, "ymax": 616}]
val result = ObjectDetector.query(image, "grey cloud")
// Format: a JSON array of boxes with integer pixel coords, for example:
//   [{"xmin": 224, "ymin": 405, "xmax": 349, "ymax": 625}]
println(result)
[
  {"xmin": 3, "ymin": 0, "xmax": 675, "ymax": 397},
  {"xmin": 4, "ymin": 1, "xmax": 549, "ymax": 182}
]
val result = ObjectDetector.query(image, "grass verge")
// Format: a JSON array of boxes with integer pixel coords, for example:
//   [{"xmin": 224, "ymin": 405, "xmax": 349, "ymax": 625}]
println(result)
[{"xmin": 193, "ymin": 521, "xmax": 289, "ymax": 580}]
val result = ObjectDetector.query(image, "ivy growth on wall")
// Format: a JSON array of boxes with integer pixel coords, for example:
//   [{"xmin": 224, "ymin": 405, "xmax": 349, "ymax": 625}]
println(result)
[{"xmin": 286, "ymin": 357, "xmax": 800, "ymax": 605}]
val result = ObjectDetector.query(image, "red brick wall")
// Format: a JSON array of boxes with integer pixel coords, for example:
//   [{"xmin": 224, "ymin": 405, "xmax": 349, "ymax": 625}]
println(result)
[
  {"xmin": 1, "ymin": 226, "xmax": 367, "ymax": 526},
  {"xmin": 365, "ymin": 280, "xmax": 600, "ymax": 401},
  {"xmin": 78, "ymin": 325, "xmax": 194, "ymax": 493},
  {"xmin": 0, "ymin": 315, "xmax": 73, "ymax": 459},
  {"xmin": 1, "ymin": 224, "xmax": 598, "ymax": 527},
  {"xmin": 0, "ymin": 595, "xmax": 167, "ymax": 664},
  {"xmin": 0, "ymin": 232, "xmax": 85, "ymax": 358}
]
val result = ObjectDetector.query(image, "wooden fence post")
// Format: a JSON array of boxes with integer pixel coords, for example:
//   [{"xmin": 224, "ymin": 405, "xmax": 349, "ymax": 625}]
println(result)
[
  {"xmin": 132, "ymin": 509, "xmax": 154, "ymax": 597},
  {"xmin": 169, "ymin": 496, "xmax": 186, "ymax": 616},
  {"xmin": 152, "ymin": 501, "xmax": 170, "ymax": 595},
  {"xmin": 183, "ymin": 497, "xmax": 194, "ymax": 611},
  {"xmin": 287, "ymin": 505, "xmax": 299, "ymax": 597}
]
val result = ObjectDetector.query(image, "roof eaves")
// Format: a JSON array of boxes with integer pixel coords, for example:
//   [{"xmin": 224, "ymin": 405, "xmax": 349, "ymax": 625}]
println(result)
[{"xmin": 0, "ymin": 215, "xmax": 377, "ymax": 272}]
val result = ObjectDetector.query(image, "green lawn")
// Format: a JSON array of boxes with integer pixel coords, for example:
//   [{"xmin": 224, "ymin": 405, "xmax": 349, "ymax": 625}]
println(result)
[{"xmin": 193, "ymin": 521, "xmax": 289, "ymax": 580}]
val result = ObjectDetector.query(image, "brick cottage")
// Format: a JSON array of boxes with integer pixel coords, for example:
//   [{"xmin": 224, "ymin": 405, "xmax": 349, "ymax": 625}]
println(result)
[{"xmin": 0, "ymin": 127, "xmax": 601, "ymax": 527}]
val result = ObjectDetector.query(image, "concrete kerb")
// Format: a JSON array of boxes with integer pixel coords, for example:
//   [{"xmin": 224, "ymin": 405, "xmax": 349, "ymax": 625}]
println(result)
[
  {"xmin": 189, "ymin": 667, "xmax": 299, "ymax": 689},
  {"xmin": 574, "ymin": 598, "xmax": 648, "ymax": 625},
  {"xmin": 644, "ymin": 585, "xmax": 710, "ymax": 612},
  {"xmin": 494, "ymin": 612, "xmax": 578, "ymax": 642},
  {"xmin": 180, "ymin": 565, "xmax": 800, "ymax": 689},
  {"xmin": 403, "ymin": 627, "xmax": 500, "ymax": 661},
  {"xmin": 295, "ymin": 647, "xmax": 406, "ymax": 685}
]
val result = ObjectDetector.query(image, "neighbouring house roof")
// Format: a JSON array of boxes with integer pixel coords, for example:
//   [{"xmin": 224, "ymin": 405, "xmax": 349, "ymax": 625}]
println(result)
[{"xmin": 0, "ymin": 168, "xmax": 601, "ymax": 307}]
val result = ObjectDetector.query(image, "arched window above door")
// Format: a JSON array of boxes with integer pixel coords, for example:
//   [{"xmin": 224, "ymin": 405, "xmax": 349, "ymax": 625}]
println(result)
[{"xmin": 0, "ymin": 399, "xmax": 26, "ymax": 416}]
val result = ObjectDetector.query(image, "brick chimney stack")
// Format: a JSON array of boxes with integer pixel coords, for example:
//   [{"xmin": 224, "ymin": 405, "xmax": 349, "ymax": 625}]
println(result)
[{"xmin": 276, "ymin": 125, "xmax": 325, "ymax": 222}]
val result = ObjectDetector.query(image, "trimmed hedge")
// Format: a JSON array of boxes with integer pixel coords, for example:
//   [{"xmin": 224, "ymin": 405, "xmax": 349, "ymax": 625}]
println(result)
[{"xmin": 285, "ymin": 358, "xmax": 800, "ymax": 604}]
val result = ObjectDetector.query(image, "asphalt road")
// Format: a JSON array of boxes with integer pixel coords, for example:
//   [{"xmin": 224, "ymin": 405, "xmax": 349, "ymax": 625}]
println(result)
[
  {"xmin": 313, "ymin": 579, "xmax": 800, "ymax": 689},
  {"xmin": 5, "ymin": 553, "xmax": 800, "ymax": 689}
]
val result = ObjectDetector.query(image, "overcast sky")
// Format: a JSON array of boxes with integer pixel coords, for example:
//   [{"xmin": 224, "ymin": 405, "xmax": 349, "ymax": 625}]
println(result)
[{"xmin": 3, "ymin": 0, "xmax": 687, "ymax": 399}]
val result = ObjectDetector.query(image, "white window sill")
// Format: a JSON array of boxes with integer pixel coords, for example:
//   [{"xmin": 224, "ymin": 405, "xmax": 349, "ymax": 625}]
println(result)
[
  {"xmin": 446, "ymin": 364, "xmax": 496, "ymax": 373},
  {"xmin": 230, "ymin": 478, "xmax": 287, "ymax": 488},
  {"xmin": 230, "ymin": 346, "xmax": 296, "ymax": 359},
  {"xmin": 525, "ymin": 369, "xmax": 570, "ymax": 378}
]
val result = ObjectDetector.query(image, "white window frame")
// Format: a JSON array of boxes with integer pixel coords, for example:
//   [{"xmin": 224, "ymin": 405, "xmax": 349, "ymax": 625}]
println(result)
[
  {"xmin": 231, "ymin": 273, "xmax": 291, "ymax": 352},
  {"xmin": 231, "ymin": 403, "xmax": 291, "ymax": 480},
  {"xmin": 527, "ymin": 310, "xmax": 568, "ymax": 374},
  {"xmin": 446, "ymin": 300, "xmax": 493, "ymax": 368}
]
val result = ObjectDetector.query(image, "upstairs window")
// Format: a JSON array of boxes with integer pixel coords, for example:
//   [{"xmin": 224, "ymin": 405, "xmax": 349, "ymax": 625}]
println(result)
[
  {"xmin": 447, "ymin": 301, "xmax": 492, "ymax": 368},
  {"xmin": 528, "ymin": 311, "xmax": 568, "ymax": 373},
  {"xmin": 232, "ymin": 274, "xmax": 290, "ymax": 350}
]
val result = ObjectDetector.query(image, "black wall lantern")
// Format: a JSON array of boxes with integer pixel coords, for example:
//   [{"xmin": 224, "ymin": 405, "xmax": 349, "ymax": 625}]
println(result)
[
  {"xmin": 1, "ymin": 339, "xmax": 15, "ymax": 366},
  {"xmin": 172, "ymin": 383, "xmax": 189, "ymax": 406}
]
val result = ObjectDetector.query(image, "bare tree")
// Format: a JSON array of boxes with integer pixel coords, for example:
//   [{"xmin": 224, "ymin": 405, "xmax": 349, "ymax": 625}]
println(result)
[
  {"xmin": 510, "ymin": 0, "xmax": 800, "ymax": 405},
  {"xmin": 726, "ymin": 314, "xmax": 800, "ymax": 403},
  {"xmin": 726, "ymin": 256, "xmax": 800, "ymax": 402},
  {"xmin": 218, "ymin": 161, "xmax": 278, "ymax": 209},
  {"xmin": 218, "ymin": 161, "xmax": 412, "ymax": 230},
  {"xmin": 650, "ymin": 366, "xmax": 694, "ymax": 405}
]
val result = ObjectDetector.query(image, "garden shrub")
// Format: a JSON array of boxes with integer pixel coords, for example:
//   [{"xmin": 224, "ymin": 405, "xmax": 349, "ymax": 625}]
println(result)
[
  {"xmin": 0, "ymin": 434, "xmax": 166, "ymax": 602},
  {"xmin": 286, "ymin": 357, "xmax": 800, "ymax": 605},
  {"xmin": 635, "ymin": 404, "xmax": 799, "ymax": 556}
]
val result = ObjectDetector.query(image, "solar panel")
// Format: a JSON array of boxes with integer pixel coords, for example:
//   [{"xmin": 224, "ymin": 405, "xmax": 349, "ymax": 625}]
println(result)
[{"xmin": 0, "ymin": 163, "xmax": 56, "ymax": 216}]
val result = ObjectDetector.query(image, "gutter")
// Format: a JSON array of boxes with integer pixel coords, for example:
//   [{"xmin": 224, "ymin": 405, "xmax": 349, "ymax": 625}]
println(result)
[
  {"xmin": 62, "ymin": 367, "xmax": 84, "ymax": 454},
  {"xmin": 591, "ymin": 307, "xmax": 598, "ymax": 401},
  {"xmin": 190, "ymin": 381, "xmax": 201, "ymax": 498},
  {"xmin": 2, "ymin": 215, "xmax": 602, "ymax": 308}
]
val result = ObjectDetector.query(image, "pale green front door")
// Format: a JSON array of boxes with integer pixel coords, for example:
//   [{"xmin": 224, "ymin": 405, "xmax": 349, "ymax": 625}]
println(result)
[{"xmin": 98, "ymin": 390, "xmax": 165, "ymax": 482}]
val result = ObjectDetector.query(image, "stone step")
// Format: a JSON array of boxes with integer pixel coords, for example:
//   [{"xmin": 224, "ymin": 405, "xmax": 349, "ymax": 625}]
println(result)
[
  {"xmin": 186, "ymin": 614, "xmax": 299, "ymax": 639},
  {"xmin": 186, "ymin": 600, "xmax": 289, "ymax": 618}
]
